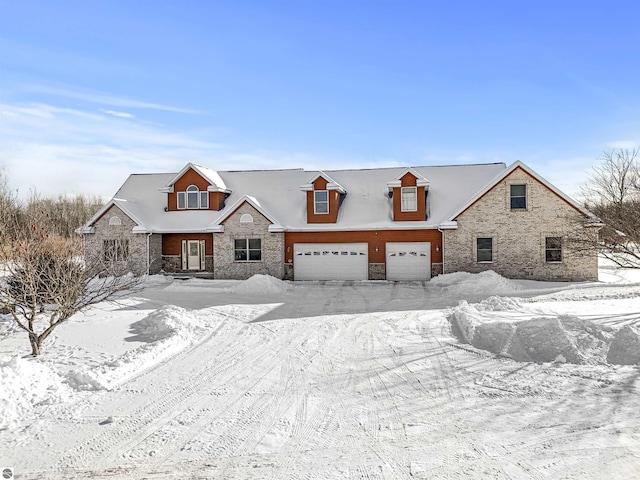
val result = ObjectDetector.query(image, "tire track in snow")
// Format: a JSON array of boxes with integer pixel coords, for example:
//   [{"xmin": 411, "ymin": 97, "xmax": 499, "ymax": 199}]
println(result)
[
  {"xmin": 58, "ymin": 314, "xmax": 289, "ymax": 471},
  {"xmin": 132, "ymin": 319, "xmax": 317, "ymax": 468}
]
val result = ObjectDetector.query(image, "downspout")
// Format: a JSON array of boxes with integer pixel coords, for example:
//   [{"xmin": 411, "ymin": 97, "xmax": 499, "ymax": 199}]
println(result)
[
  {"xmin": 437, "ymin": 226, "xmax": 445, "ymax": 275},
  {"xmin": 147, "ymin": 232, "xmax": 152, "ymax": 275}
]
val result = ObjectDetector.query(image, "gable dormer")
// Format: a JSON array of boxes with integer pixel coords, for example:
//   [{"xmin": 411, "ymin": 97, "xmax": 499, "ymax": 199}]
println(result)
[
  {"xmin": 387, "ymin": 168, "xmax": 429, "ymax": 221},
  {"xmin": 299, "ymin": 172, "xmax": 346, "ymax": 224},
  {"xmin": 160, "ymin": 163, "xmax": 231, "ymax": 212}
]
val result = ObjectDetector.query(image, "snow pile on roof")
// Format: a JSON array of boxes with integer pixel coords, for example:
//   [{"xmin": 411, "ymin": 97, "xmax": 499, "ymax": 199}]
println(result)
[
  {"xmin": 448, "ymin": 297, "xmax": 640, "ymax": 365},
  {"xmin": 230, "ymin": 274, "xmax": 292, "ymax": 295},
  {"xmin": 66, "ymin": 305, "xmax": 214, "ymax": 391},
  {"xmin": 431, "ymin": 270, "xmax": 521, "ymax": 294},
  {"xmin": 0, "ymin": 355, "xmax": 73, "ymax": 429}
]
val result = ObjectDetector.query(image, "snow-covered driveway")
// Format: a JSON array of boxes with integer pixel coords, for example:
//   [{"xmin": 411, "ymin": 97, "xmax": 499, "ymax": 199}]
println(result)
[{"xmin": 2, "ymin": 270, "xmax": 640, "ymax": 479}]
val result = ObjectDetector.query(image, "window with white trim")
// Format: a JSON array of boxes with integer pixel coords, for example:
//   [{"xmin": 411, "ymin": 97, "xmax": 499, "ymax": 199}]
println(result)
[
  {"xmin": 234, "ymin": 238, "xmax": 262, "ymax": 261},
  {"xmin": 401, "ymin": 187, "xmax": 417, "ymax": 212},
  {"xmin": 177, "ymin": 185, "xmax": 208, "ymax": 209},
  {"xmin": 476, "ymin": 237, "xmax": 493, "ymax": 262},
  {"xmin": 314, "ymin": 190, "xmax": 329, "ymax": 214},
  {"xmin": 103, "ymin": 239, "xmax": 129, "ymax": 262},
  {"xmin": 545, "ymin": 236, "xmax": 562, "ymax": 262},
  {"xmin": 510, "ymin": 184, "xmax": 527, "ymax": 210}
]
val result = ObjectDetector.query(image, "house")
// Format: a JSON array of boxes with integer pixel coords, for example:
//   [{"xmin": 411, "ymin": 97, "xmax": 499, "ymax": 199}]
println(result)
[{"xmin": 77, "ymin": 161, "xmax": 601, "ymax": 282}]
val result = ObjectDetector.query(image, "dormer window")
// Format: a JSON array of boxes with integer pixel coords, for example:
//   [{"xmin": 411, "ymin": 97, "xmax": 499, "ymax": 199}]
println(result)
[
  {"xmin": 178, "ymin": 185, "xmax": 208, "ymax": 210},
  {"xmin": 314, "ymin": 190, "xmax": 329, "ymax": 214},
  {"xmin": 401, "ymin": 187, "xmax": 417, "ymax": 212}
]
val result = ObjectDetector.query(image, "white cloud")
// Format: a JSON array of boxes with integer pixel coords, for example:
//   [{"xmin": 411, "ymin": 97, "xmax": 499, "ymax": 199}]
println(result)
[
  {"xmin": 102, "ymin": 109, "xmax": 135, "ymax": 119},
  {"xmin": 0, "ymin": 101, "xmax": 363, "ymax": 200},
  {"xmin": 24, "ymin": 84, "xmax": 204, "ymax": 115}
]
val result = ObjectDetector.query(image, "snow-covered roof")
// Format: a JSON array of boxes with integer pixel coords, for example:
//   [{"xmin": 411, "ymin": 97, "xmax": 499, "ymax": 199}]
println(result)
[
  {"xmin": 299, "ymin": 171, "xmax": 347, "ymax": 194},
  {"xmin": 84, "ymin": 163, "xmax": 508, "ymax": 233},
  {"xmin": 161, "ymin": 163, "xmax": 230, "ymax": 193},
  {"xmin": 386, "ymin": 167, "xmax": 430, "ymax": 189}
]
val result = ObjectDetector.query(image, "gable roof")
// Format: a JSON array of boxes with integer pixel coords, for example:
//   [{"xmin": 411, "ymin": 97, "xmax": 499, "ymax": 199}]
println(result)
[
  {"xmin": 79, "ymin": 197, "xmax": 146, "ymax": 233},
  {"xmin": 446, "ymin": 161, "xmax": 597, "ymax": 222},
  {"xmin": 299, "ymin": 171, "xmax": 347, "ymax": 193},
  {"xmin": 207, "ymin": 195, "xmax": 284, "ymax": 233},
  {"xmin": 161, "ymin": 162, "xmax": 230, "ymax": 193},
  {"xmin": 386, "ymin": 167, "xmax": 430, "ymax": 189}
]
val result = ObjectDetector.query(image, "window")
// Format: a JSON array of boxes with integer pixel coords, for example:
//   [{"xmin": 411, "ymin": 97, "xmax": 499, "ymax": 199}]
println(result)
[
  {"xmin": 108, "ymin": 216, "xmax": 122, "ymax": 226},
  {"xmin": 314, "ymin": 190, "xmax": 329, "ymax": 214},
  {"xmin": 510, "ymin": 184, "xmax": 527, "ymax": 210},
  {"xmin": 477, "ymin": 237, "xmax": 493, "ymax": 262},
  {"xmin": 177, "ymin": 185, "xmax": 208, "ymax": 209},
  {"xmin": 103, "ymin": 239, "xmax": 129, "ymax": 262},
  {"xmin": 545, "ymin": 237, "xmax": 562, "ymax": 262},
  {"xmin": 401, "ymin": 187, "xmax": 417, "ymax": 212},
  {"xmin": 234, "ymin": 238, "xmax": 262, "ymax": 261},
  {"xmin": 187, "ymin": 185, "xmax": 199, "ymax": 209},
  {"xmin": 240, "ymin": 213, "xmax": 254, "ymax": 224}
]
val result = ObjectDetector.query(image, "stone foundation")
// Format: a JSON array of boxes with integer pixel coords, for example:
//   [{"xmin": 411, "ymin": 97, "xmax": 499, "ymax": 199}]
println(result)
[{"xmin": 368, "ymin": 263, "xmax": 386, "ymax": 280}]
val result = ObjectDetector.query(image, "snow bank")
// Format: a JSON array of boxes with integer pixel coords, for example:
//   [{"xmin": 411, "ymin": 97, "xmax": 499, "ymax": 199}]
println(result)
[
  {"xmin": 431, "ymin": 270, "xmax": 521, "ymax": 294},
  {"xmin": 0, "ymin": 355, "xmax": 73, "ymax": 429},
  {"xmin": 230, "ymin": 274, "xmax": 292, "ymax": 295},
  {"xmin": 447, "ymin": 297, "xmax": 638, "ymax": 365},
  {"xmin": 66, "ymin": 305, "xmax": 213, "ymax": 391}
]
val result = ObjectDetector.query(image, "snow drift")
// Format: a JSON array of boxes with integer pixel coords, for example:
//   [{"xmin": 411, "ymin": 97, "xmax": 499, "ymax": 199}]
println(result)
[
  {"xmin": 431, "ymin": 270, "xmax": 521, "ymax": 294},
  {"xmin": 0, "ymin": 355, "xmax": 73, "ymax": 429},
  {"xmin": 229, "ymin": 274, "xmax": 292, "ymax": 294},
  {"xmin": 66, "ymin": 305, "xmax": 214, "ymax": 391},
  {"xmin": 448, "ymin": 296, "xmax": 640, "ymax": 365}
]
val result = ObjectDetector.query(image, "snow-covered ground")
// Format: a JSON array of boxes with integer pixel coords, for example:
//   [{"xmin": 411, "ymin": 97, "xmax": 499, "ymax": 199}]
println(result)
[{"xmin": 1, "ymin": 261, "xmax": 639, "ymax": 479}]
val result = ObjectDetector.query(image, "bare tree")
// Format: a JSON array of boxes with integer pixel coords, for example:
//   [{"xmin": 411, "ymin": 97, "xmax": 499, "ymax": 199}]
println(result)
[
  {"xmin": 28, "ymin": 193, "xmax": 105, "ymax": 238},
  {"xmin": 0, "ymin": 168, "xmax": 19, "ymax": 237},
  {"xmin": 0, "ymin": 207, "xmax": 142, "ymax": 356},
  {"xmin": 576, "ymin": 148, "xmax": 640, "ymax": 268}
]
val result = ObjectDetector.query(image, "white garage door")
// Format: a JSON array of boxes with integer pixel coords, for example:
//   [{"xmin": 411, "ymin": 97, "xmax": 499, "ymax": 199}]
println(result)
[
  {"xmin": 386, "ymin": 242, "xmax": 431, "ymax": 281},
  {"xmin": 294, "ymin": 243, "xmax": 368, "ymax": 281}
]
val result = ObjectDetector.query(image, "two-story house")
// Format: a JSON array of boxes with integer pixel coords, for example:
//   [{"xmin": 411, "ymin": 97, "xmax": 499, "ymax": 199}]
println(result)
[{"xmin": 78, "ymin": 161, "xmax": 601, "ymax": 281}]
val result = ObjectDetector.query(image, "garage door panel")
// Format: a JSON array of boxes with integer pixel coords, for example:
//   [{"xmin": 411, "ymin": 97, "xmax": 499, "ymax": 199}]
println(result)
[
  {"xmin": 386, "ymin": 242, "xmax": 431, "ymax": 281},
  {"xmin": 294, "ymin": 243, "xmax": 368, "ymax": 280}
]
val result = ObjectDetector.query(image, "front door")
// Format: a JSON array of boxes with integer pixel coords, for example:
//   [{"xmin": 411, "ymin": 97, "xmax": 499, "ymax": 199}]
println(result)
[
  {"xmin": 187, "ymin": 240, "xmax": 201, "ymax": 270},
  {"xmin": 182, "ymin": 239, "xmax": 206, "ymax": 271}
]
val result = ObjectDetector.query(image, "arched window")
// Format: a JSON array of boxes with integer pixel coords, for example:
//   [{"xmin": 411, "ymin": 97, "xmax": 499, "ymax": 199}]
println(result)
[
  {"xmin": 240, "ymin": 213, "xmax": 254, "ymax": 224},
  {"xmin": 109, "ymin": 216, "xmax": 122, "ymax": 226},
  {"xmin": 187, "ymin": 185, "xmax": 199, "ymax": 209}
]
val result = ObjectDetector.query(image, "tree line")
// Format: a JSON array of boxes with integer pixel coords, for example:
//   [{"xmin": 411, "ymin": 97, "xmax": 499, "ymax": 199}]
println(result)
[{"xmin": 0, "ymin": 169, "xmax": 105, "ymax": 240}]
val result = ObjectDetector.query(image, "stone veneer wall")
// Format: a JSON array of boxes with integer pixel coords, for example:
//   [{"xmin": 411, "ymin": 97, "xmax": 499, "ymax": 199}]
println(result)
[
  {"xmin": 83, "ymin": 205, "xmax": 149, "ymax": 275},
  {"xmin": 431, "ymin": 262, "xmax": 443, "ymax": 278},
  {"xmin": 162, "ymin": 255, "xmax": 213, "ymax": 273},
  {"xmin": 368, "ymin": 263, "xmax": 385, "ymax": 280},
  {"xmin": 213, "ymin": 202, "xmax": 285, "ymax": 279},
  {"xmin": 443, "ymin": 168, "xmax": 598, "ymax": 281},
  {"xmin": 149, "ymin": 234, "xmax": 163, "ymax": 274}
]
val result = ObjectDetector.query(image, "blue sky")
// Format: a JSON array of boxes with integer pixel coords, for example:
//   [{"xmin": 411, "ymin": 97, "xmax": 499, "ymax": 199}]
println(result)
[{"xmin": 1, "ymin": 0, "xmax": 639, "ymax": 200}]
